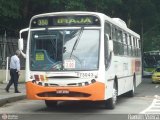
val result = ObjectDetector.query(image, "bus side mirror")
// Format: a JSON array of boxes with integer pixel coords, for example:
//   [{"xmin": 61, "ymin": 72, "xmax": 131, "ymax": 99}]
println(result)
[
  {"xmin": 18, "ymin": 38, "xmax": 24, "ymax": 51},
  {"xmin": 105, "ymin": 33, "xmax": 113, "ymax": 52},
  {"xmin": 109, "ymin": 40, "xmax": 113, "ymax": 52}
]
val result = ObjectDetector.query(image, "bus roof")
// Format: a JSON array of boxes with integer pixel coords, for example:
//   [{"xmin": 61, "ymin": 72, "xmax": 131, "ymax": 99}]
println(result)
[{"xmin": 30, "ymin": 11, "xmax": 140, "ymax": 38}]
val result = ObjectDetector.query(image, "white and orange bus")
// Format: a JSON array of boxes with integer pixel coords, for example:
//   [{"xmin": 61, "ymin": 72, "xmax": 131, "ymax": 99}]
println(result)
[{"xmin": 18, "ymin": 11, "xmax": 141, "ymax": 109}]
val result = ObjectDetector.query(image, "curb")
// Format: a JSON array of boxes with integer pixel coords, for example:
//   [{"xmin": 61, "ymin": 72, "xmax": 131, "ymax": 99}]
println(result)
[{"xmin": 0, "ymin": 94, "xmax": 26, "ymax": 107}]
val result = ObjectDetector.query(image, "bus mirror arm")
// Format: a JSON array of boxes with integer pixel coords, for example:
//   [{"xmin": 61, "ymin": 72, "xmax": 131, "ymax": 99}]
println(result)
[
  {"xmin": 19, "ymin": 28, "xmax": 29, "ymax": 39},
  {"xmin": 18, "ymin": 28, "xmax": 29, "ymax": 58},
  {"xmin": 20, "ymin": 50, "xmax": 26, "ymax": 59}
]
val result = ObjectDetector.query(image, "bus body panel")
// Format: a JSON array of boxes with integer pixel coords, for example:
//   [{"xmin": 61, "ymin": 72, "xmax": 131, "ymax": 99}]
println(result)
[
  {"xmin": 20, "ymin": 11, "xmax": 141, "ymax": 105},
  {"xmin": 105, "ymin": 55, "xmax": 141, "ymax": 98}
]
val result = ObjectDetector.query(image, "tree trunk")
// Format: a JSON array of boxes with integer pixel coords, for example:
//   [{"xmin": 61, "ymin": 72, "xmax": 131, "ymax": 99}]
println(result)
[
  {"xmin": 127, "ymin": 13, "xmax": 131, "ymax": 28},
  {"xmin": 22, "ymin": 0, "xmax": 30, "ymax": 18}
]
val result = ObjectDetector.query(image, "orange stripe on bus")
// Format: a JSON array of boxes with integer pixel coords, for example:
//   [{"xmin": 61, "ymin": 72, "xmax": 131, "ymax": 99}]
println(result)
[{"xmin": 26, "ymin": 81, "xmax": 105, "ymax": 101}]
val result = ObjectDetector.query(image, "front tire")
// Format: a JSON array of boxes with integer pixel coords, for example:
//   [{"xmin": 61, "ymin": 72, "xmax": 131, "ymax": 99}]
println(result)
[
  {"xmin": 104, "ymin": 81, "xmax": 117, "ymax": 109},
  {"xmin": 126, "ymin": 76, "xmax": 136, "ymax": 97},
  {"xmin": 45, "ymin": 100, "xmax": 57, "ymax": 108},
  {"xmin": 152, "ymin": 81, "xmax": 156, "ymax": 84}
]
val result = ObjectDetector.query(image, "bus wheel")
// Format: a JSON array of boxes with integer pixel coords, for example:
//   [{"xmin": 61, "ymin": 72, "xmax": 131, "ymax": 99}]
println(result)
[
  {"xmin": 126, "ymin": 76, "xmax": 135, "ymax": 97},
  {"xmin": 45, "ymin": 100, "xmax": 57, "ymax": 108},
  {"xmin": 104, "ymin": 82, "xmax": 117, "ymax": 109}
]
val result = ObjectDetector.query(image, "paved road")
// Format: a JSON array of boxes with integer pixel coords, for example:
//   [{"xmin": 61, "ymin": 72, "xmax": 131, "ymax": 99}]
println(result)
[{"xmin": 0, "ymin": 78, "xmax": 160, "ymax": 120}]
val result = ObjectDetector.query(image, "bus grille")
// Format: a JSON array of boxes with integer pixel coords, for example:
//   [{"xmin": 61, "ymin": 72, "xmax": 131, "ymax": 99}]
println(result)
[{"xmin": 37, "ymin": 92, "xmax": 91, "ymax": 97}]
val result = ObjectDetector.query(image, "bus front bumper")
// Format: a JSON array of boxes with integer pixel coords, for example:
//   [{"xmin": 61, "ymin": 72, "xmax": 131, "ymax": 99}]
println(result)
[{"xmin": 26, "ymin": 81, "xmax": 105, "ymax": 101}]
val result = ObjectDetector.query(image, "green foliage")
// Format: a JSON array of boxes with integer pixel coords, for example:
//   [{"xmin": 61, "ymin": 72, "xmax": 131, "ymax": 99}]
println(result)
[
  {"xmin": 0, "ymin": 0, "xmax": 21, "ymax": 18},
  {"xmin": 143, "ymin": 24, "xmax": 160, "ymax": 51},
  {"xmin": 0, "ymin": 0, "xmax": 160, "ymax": 51},
  {"xmin": 65, "ymin": 0, "xmax": 86, "ymax": 11}
]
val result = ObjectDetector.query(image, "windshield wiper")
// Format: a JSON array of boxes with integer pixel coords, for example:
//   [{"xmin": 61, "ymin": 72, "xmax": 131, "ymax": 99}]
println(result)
[{"xmin": 70, "ymin": 27, "xmax": 84, "ymax": 58}]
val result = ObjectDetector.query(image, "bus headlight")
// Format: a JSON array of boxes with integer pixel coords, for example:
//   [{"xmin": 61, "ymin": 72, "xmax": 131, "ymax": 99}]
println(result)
[
  {"xmin": 34, "ymin": 74, "xmax": 48, "ymax": 81},
  {"xmin": 91, "ymin": 79, "xmax": 96, "ymax": 83}
]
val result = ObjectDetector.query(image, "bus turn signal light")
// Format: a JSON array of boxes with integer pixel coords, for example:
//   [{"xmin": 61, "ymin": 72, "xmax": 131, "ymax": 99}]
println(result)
[
  {"xmin": 34, "ymin": 75, "xmax": 40, "ymax": 81},
  {"xmin": 34, "ymin": 75, "xmax": 48, "ymax": 81}
]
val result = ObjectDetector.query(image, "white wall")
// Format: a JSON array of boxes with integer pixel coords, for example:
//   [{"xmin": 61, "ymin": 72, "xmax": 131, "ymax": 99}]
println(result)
[{"xmin": 0, "ymin": 70, "xmax": 25, "ymax": 83}]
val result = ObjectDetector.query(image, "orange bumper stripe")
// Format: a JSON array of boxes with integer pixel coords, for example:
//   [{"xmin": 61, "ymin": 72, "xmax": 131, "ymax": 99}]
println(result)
[{"xmin": 26, "ymin": 81, "xmax": 105, "ymax": 101}]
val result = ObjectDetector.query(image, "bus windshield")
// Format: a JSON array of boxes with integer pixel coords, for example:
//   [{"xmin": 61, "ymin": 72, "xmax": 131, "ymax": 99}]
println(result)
[{"xmin": 30, "ymin": 28, "xmax": 100, "ymax": 71}]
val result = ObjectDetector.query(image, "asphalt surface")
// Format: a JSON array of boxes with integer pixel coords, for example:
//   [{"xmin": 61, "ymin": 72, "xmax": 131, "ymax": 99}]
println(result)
[
  {"xmin": 0, "ymin": 83, "xmax": 26, "ymax": 107},
  {"xmin": 0, "ymin": 78, "xmax": 160, "ymax": 120},
  {"xmin": 0, "ymin": 78, "xmax": 158, "ymax": 108}
]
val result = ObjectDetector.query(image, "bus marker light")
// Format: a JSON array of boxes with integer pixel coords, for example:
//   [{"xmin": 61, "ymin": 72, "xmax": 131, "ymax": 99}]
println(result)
[
  {"xmin": 40, "ymin": 75, "xmax": 44, "ymax": 81},
  {"xmin": 38, "ymin": 82, "xmax": 42, "ymax": 86},
  {"xmin": 34, "ymin": 75, "xmax": 40, "ymax": 81},
  {"xmin": 30, "ymin": 76, "xmax": 33, "ymax": 79},
  {"xmin": 32, "ymin": 80, "xmax": 36, "ymax": 83},
  {"xmin": 78, "ymin": 83, "xmax": 82, "ymax": 86},
  {"xmin": 91, "ymin": 79, "xmax": 96, "ymax": 83},
  {"xmin": 44, "ymin": 75, "xmax": 48, "ymax": 81},
  {"xmin": 44, "ymin": 83, "xmax": 48, "ymax": 87},
  {"xmin": 85, "ymin": 82, "xmax": 89, "ymax": 86}
]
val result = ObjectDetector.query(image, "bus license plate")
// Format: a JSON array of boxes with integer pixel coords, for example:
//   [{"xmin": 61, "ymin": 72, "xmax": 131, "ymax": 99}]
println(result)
[{"xmin": 56, "ymin": 89, "xmax": 69, "ymax": 94}]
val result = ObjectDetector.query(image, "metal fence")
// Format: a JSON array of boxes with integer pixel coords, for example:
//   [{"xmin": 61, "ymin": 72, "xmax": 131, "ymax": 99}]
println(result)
[{"xmin": 0, "ymin": 34, "xmax": 26, "ymax": 69}]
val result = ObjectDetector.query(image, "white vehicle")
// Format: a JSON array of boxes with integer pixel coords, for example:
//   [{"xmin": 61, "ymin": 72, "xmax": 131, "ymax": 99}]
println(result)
[{"xmin": 19, "ymin": 11, "xmax": 141, "ymax": 109}]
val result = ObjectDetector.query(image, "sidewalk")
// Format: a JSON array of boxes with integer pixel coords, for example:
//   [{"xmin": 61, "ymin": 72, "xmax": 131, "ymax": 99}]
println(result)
[{"xmin": 0, "ymin": 83, "xmax": 26, "ymax": 107}]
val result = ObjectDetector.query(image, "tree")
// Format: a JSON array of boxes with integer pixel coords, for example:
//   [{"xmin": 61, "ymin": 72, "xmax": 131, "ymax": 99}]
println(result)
[
  {"xmin": 0, "ymin": 0, "xmax": 21, "ymax": 18},
  {"xmin": 1, "ymin": 0, "xmax": 160, "ymax": 51},
  {"xmin": 0, "ymin": 0, "xmax": 22, "ymax": 35}
]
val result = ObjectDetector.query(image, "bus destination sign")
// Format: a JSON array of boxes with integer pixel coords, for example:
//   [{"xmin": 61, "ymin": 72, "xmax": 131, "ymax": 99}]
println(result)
[
  {"xmin": 37, "ymin": 19, "xmax": 48, "ymax": 26},
  {"xmin": 31, "ymin": 15, "xmax": 100, "ymax": 28}
]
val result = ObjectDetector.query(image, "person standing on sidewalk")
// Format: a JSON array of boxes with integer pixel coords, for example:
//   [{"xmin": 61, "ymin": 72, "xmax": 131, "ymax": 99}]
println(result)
[{"xmin": 5, "ymin": 50, "xmax": 21, "ymax": 93}]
